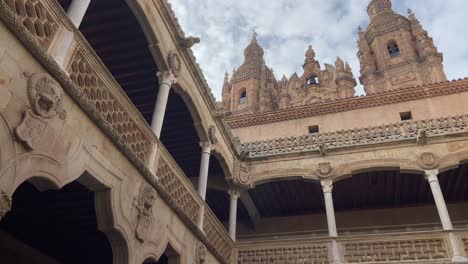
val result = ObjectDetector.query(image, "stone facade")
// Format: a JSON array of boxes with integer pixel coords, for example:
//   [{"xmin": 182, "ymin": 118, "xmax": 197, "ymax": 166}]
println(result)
[{"xmin": 0, "ymin": 0, "xmax": 468, "ymax": 264}]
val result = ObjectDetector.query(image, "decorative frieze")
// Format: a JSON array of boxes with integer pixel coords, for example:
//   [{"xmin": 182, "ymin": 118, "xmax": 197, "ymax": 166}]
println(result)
[
  {"xmin": 237, "ymin": 245, "xmax": 329, "ymax": 264},
  {"xmin": 343, "ymin": 239, "xmax": 449, "ymax": 263},
  {"xmin": 241, "ymin": 114, "xmax": 468, "ymax": 158},
  {"xmin": 195, "ymin": 242, "xmax": 206, "ymax": 264}
]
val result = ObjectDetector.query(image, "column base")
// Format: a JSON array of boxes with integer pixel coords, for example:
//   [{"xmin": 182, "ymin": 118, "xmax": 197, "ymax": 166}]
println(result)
[{"xmin": 452, "ymin": 256, "xmax": 468, "ymax": 263}]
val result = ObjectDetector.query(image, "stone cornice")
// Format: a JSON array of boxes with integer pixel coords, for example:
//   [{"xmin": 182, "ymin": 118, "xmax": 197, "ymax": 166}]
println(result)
[{"xmin": 226, "ymin": 79, "xmax": 468, "ymax": 129}]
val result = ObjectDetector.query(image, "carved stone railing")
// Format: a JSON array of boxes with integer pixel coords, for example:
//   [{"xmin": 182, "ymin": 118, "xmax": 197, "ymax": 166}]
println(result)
[
  {"xmin": 0, "ymin": 1, "xmax": 234, "ymax": 263},
  {"xmin": 203, "ymin": 204, "xmax": 234, "ymax": 262},
  {"xmin": 241, "ymin": 114, "xmax": 468, "ymax": 158},
  {"xmin": 236, "ymin": 231, "xmax": 459, "ymax": 264}
]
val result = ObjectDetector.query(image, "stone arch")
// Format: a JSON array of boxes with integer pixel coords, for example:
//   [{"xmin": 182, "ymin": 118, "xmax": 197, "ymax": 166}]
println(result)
[
  {"xmin": 1, "ymin": 171, "xmax": 130, "ymax": 264},
  {"xmin": 252, "ymin": 169, "xmax": 315, "ymax": 186},
  {"xmin": 0, "ymin": 113, "xmax": 16, "ymax": 177},
  {"xmin": 333, "ymin": 158, "xmax": 423, "ymax": 183}
]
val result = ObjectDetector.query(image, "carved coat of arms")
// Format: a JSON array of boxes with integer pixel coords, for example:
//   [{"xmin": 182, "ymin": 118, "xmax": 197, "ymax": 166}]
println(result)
[
  {"xmin": 15, "ymin": 73, "xmax": 64, "ymax": 150},
  {"xmin": 134, "ymin": 184, "xmax": 157, "ymax": 242}
]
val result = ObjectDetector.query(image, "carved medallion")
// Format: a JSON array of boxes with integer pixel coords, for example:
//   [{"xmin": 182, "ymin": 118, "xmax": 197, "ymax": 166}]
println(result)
[
  {"xmin": 168, "ymin": 50, "xmax": 182, "ymax": 77},
  {"xmin": 15, "ymin": 73, "xmax": 65, "ymax": 150},
  {"xmin": 230, "ymin": 160, "xmax": 254, "ymax": 188},
  {"xmin": 195, "ymin": 242, "xmax": 206, "ymax": 264},
  {"xmin": 418, "ymin": 152, "xmax": 439, "ymax": 170},
  {"xmin": 0, "ymin": 191, "xmax": 12, "ymax": 219},
  {"xmin": 316, "ymin": 162, "xmax": 334, "ymax": 179},
  {"xmin": 134, "ymin": 183, "xmax": 157, "ymax": 242}
]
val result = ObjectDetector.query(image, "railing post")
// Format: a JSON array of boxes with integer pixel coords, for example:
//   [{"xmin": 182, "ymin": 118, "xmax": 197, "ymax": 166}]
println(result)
[{"xmin": 425, "ymin": 170, "xmax": 468, "ymax": 263}]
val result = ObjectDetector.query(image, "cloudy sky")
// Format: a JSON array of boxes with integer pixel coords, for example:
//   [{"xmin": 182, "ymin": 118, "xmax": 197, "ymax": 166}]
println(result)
[{"xmin": 169, "ymin": 0, "xmax": 468, "ymax": 98}]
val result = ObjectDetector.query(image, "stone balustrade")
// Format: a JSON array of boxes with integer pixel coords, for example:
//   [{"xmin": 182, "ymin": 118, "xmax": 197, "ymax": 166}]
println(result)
[
  {"xmin": 241, "ymin": 114, "xmax": 468, "ymax": 158},
  {"xmin": 0, "ymin": 0, "xmax": 234, "ymax": 262},
  {"xmin": 236, "ymin": 230, "xmax": 468, "ymax": 263}
]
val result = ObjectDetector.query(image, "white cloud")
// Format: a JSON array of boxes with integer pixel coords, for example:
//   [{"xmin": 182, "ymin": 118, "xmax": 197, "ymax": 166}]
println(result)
[{"xmin": 169, "ymin": 0, "xmax": 468, "ymax": 99}]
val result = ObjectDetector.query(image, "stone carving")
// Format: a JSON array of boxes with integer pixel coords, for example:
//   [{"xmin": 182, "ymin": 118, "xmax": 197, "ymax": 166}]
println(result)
[
  {"xmin": 230, "ymin": 160, "xmax": 254, "ymax": 188},
  {"xmin": 416, "ymin": 129, "xmax": 427, "ymax": 145},
  {"xmin": 344, "ymin": 239, "xmax": 448, "ymax": 262},
  {"xmin": 418, "ymin": 152, "xmax": 439, "ymax": 170},
  {"xmin": 133, "ymin": 183, "xmax": 157, "ymax": 242},
  {"xmin": 203, "ymin": 209, "xmax": 232, "ymax": 261},
  {"xmin": 15, "ymin": 73, "xmax": 64, "ymax": 150},
  {"xmin": 208, "ymin": 125, "xmax": 218, "ymax": 145},
  {"xmin": 240, "ymin": 114, "xmax": 468, "ymax": 158},
  {"xmin": 178, "ymin": 36, "xmax": 200, "ymax": 48},
  {"xmin": 195, "ymin": 242, "xmax": 206, "ymax": 264},
  {"xmin": 391, "ymin": 72, "xmax": 416, "ymax": 85},
  {"xmin": 0, "ymin": 190, "xmax": 12, "ymax": 219},
  {"xmin": 237, "ymin": 245, "xmax": 329, "ymax": 264},
  {"xmin": 315, "ymin": 163, "xmax": 334, "ymax": 179},
  {"xmin": 318, "ymin": 144, "xmax": 327, "ymax": 156},
  {"xmin": 168, "ymin": 50, "xmax": 182, "ymax": 77}
]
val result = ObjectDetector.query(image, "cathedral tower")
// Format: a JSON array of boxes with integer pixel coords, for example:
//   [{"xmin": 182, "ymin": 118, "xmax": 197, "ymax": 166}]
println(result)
[
  {"xmin": 222, "ymin": 34, "xmax": 277, "ymax": 114},
  {"xmin": 358, "ymin": 0, "xmax": 446, "ymax": 94}
]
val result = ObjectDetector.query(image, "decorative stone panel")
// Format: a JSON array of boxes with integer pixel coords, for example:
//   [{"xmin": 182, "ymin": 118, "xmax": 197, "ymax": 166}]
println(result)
[
  {"xmin": 203, "ymin": 209, "xmax": 232, "ymax": 262},
  {"xmin": 237, "ymin": 245, "xmax": 329, "ymax": 264},
  {"xmin": 1, "ymin": 0, "xmax": 59, "ymax": 49},
  {"xmin": 156, "ymin": 157, "xmax": 200, "ymax": 224},
  {"xmin": 344, "ymin": 239, "xmax": 449, "ymax": 263},
  {"xmin": 68, "ymin": 51, "xmax": 151, "ymax": 163}
]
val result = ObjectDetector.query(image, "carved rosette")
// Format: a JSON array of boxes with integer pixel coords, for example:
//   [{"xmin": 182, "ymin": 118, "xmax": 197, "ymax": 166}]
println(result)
[
  {"xmin": 315, "ymin": 162, "xmax": 335, "ymax": 180},
  {"xmin": 168, "ymin": 50, "xmax": 182, "ymax": 77},
  {"xmin": 15, "ymin": 73, "xmax": 65, "ymax": 150},
  {"xmin": 195, "ymin": 242, "xmax": 206, "ymax": 264},
  {"xmin": 417, "ymin": 152, "xmax": 440, "ymax": 170},
  {"xmin": 230, "ymin": 160, "xmax": 254, "ymax": 188},
  {"xmin": 133, "ymin": 183, "xmax": 157, "ymax": 242},
  {"xmin": 0, "ymin": 191, "xmax": 12, "ymax": 220}
]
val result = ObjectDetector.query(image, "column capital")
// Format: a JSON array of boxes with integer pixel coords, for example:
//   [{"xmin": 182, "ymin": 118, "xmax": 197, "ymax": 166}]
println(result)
[
  {"xmin": 199, "ymin": 141, "xmax": 212, "ymax": 154},
  {"xmin": 425, "ymin": 169, "xmax": 439, "ymax": 182},
  {"xmin": 321, "ymin": 179, "xmax": 334, "ymax": 193},
  {"xmin": 0, "ymin": 190, "xmax": 12, "ymax": 219},
  {"xmin": 228, "ymin": 189, "xmax": 241, "ymax": 200},
  {"xmin": 157, "ymin": 70, "xmax": 177, "ymax": 87}
]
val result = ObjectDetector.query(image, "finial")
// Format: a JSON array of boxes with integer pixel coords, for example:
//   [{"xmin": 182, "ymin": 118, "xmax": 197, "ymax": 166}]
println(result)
[
  {"xmin": 305, "ymin": 45, "xmax": 316, "ymax": 61},
  {"xmin": 251, "ymin": 27, "xmax": 258, "ymax": 41}
]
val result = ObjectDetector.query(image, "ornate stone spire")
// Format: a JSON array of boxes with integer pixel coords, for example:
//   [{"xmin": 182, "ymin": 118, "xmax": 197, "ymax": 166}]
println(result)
[
  {"xmin": 222, "ymin": 72, "xmax": 230, "ymax": 95},
  {"xmin": 335, "ymin": 57, "xmax": 345, "ymax": 72},
  {"xmin": 408, "ymin": 9, "xmax": 437, "ymax": 56},
  {"xmin": 367, "ymin": 0, "xmax": 393, "ymax": 19},
  {"xmin": 243, "ymin": 33, "xmax": 264, "ymax": 63},
  {"xmin": 305, "ymin": 45, "xmax": 316, "ymax": 64}
]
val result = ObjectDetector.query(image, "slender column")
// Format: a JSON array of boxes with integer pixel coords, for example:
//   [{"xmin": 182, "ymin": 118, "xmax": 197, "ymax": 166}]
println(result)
[
  {"xmin": 53, "ymin": 0, "xmax": 91, "ymax": 67},
  {"xmin": 425, "ymin": 170, "xmax": 468, "ymax": 263},
  {"xmin": 228, "ymin": 190, "xmax": 240, "ymax": 242},
  {"xmin": 197, "ymin": 142, "xmax": 212, "ymax": 200},
  {"xmin": 151, "ymin": 71, "xmax": 177, "ymax": 138},
  {"xmin": 67, "ymin": 0, "xmax": 91, "ymax": 27},
  {"xmin": 321, "ymin": 180, "xmax": 342, "ymax": 264}
]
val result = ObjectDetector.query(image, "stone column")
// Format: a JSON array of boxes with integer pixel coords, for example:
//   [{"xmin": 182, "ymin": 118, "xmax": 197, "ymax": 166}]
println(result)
[
  {"xmin": 197, "ymin": 142, "xmax": 212, "ymax": 200},
  {"xmin": 54, "ymin": 0, "xmax": 91, "ymax": 67},
  {"xmin": 0, "ymin": 191, "xmax": 12, "ymax": 221},
  {"xmin": 228, "ymin": 190, "xmax": 240, "ymax": 242},
  {"xmin": 321, "ymin": 180, "xmax": 342, "ymax": 264},
  {"xmin": 425, "ymin": 170, "xmax": 468, "ymax": 263},
  {"xmin": 151, "ymin": 71, "xmax": 177, "ymax": 138}
]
